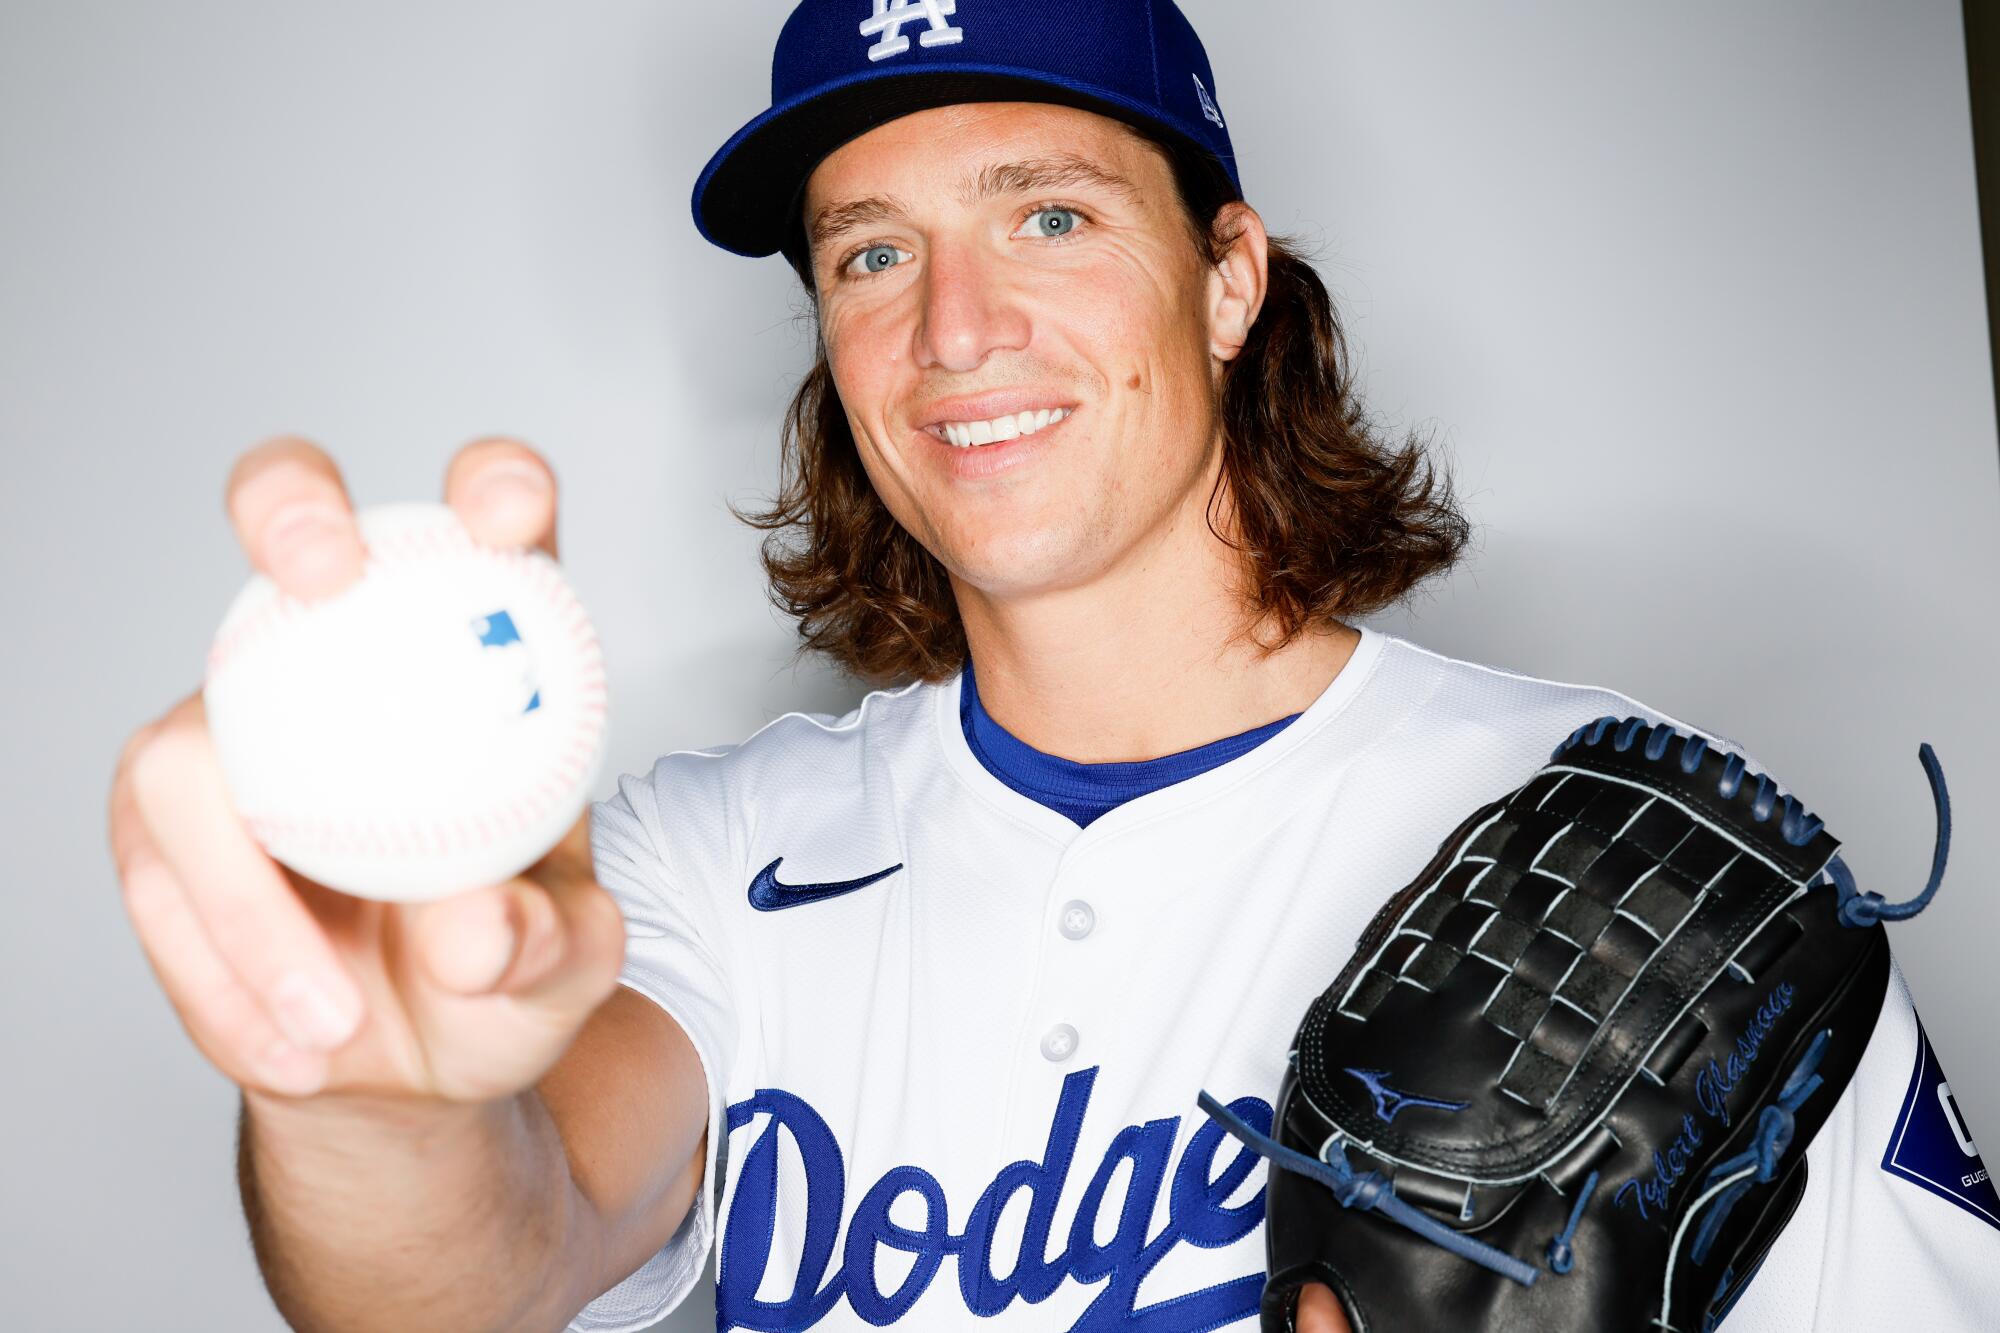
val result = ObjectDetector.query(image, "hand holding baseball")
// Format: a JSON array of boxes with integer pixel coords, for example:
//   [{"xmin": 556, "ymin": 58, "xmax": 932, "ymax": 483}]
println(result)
[{"xmin": 106, "ymin": 438, "xmax": 627, "ymax": 1106}]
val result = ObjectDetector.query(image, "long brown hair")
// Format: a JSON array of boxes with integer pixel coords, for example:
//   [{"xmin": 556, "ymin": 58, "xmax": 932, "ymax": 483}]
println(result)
[{"xmin": 737, "ymin": 123, "xmax": 1473, "ymax": 686}]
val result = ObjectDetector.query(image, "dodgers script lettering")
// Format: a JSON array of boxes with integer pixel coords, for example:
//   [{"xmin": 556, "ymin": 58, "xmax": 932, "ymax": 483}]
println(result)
[{"xmin": 716, "ymin": 1067, "xmax": 1271, "ymax": 1331}]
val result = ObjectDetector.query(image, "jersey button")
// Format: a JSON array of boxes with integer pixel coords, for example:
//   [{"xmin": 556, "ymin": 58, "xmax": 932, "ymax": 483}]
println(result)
[
  {"xmin": 1040, "ymin": 1024, "xmax": 1080, "ymax": 1062},
  {"xmin": 1058, "ymin": 900, "xmax": 1096, "ymax": 940}
]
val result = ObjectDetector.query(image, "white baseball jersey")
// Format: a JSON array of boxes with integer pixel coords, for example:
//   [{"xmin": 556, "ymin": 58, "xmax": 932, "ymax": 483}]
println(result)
[{"xmin": 568, "ymin": 626, "xmax": 1999, "ymax": 1331}]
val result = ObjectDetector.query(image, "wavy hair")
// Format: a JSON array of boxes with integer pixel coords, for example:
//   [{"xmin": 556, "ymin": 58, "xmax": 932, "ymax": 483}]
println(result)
[{"xmin": 736, "ymin": 125, "xmax": 1473, "ymax": 686}]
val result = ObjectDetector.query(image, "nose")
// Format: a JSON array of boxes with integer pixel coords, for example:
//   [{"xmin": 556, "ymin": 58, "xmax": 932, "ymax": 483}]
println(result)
[{"xmin": 913, "ymin": 235, "xmax": 1030, "ymax": 374}]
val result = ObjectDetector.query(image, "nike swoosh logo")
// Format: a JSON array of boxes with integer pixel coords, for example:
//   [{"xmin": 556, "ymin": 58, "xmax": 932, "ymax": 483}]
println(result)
[{"xmin": 747, "ymin": 856, "xmax": 903, "ymax": 912}]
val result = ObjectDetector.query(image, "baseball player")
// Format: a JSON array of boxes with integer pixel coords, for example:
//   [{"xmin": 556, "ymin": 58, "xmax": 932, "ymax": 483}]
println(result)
[{"xmin": 106, "ymin": 3, "xmax": 1997, "ymax": 1331}]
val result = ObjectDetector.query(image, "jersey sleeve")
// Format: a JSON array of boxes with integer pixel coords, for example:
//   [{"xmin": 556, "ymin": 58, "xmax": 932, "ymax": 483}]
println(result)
[
  {"xmin": 568, "ymin": 759, "xmax": 742, "ymax": 1333},
  {"xmin": 1714, "ymin": 959, "xmax": 2000, "ymax": 1329}
]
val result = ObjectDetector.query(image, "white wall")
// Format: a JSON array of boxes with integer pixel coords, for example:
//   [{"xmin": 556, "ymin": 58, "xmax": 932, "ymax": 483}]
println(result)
[{"xmin": 2, "ymin": 2, "xmax": 1991, "ymax": 1328}]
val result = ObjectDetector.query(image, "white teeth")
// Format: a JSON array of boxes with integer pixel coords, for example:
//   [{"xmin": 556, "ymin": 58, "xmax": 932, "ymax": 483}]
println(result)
[{"xmin": 934, "ymin": 406, "xmax": 1070, "ymax": 448}]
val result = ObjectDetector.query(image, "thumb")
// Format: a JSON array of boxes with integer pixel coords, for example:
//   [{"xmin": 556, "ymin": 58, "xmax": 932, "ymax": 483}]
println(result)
[{"xmin": 412, "ymin": 883, "xmax": 527, "ymax": 995}]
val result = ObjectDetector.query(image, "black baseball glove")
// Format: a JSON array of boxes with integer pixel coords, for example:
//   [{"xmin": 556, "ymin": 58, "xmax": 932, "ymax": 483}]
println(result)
[{"xmin": 1201, "ymin": 713, "xmax": 1951, "ymax": 1332}]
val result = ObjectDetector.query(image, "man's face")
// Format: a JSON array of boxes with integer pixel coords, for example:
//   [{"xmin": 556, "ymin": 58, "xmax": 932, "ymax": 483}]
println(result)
[{"xmin": 803, "ymin": 102, "xmax": 1232, "ymax": 604}]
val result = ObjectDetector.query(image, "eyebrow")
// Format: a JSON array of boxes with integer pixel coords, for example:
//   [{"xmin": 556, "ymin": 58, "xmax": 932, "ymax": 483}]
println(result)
[
  {"xmin": 965, "ymin": 153, "xmax": 1143, "ymax": 208},
  {"xmin": 808, "ymin": 195, "xmax": 913, "ymax": 255},
  {"xmin": 806, "ymin": 153, "xmax": 1145, "ymax": 256}
]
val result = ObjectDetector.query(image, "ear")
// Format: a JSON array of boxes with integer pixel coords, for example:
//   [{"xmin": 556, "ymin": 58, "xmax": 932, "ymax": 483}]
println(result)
[{"xmin": 1206, "ymin": 201, "xmax": 1269, "ymax": 363}]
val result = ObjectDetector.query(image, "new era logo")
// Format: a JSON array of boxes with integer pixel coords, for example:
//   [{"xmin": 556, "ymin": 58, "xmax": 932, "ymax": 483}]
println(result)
[
  {"xmin": 1193, "ymin": 73, "xmax": 1225, "ymax": 129},
  {"xmin": 863, "ymin": 0, "xmax": 964, "ymax": 63}
]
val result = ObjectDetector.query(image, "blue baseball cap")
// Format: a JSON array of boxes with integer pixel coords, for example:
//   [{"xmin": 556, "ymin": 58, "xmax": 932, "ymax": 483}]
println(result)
[{"xmin": 692, "ymin": 0, "xmax": 1241, "ymax": 262}]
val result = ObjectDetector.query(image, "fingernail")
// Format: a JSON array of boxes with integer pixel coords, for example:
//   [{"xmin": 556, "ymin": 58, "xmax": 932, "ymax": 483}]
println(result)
[
  {"xmin": 473, "ymin": 461, "xmax": 550, "ymax": 507},
  {"xmin": 271, "ymin": 970, "xmax": 361, "ymax": 1051},
  {"xmin": 255, "ymin": 1036, "xmax": 326, "ymax": 1096},
  {"xmin": 261, "ymin": 503, "xmax": 355, "ymax": 592}
]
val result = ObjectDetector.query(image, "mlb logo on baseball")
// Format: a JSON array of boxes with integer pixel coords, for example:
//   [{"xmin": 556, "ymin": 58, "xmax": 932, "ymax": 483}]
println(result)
[{"xmin": 863, "ymin": 0, "xmax": 963, "ymax": 62}]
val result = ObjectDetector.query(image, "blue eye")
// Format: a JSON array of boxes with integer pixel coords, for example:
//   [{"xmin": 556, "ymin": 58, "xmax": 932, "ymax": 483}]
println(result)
[
  {"xmin": 1025, "ymin": 207, "xmax": 1080, "ymax": 238},
  {"xmin": 849, "ymin": 243, "xmax": 908, "ymax": 276}
]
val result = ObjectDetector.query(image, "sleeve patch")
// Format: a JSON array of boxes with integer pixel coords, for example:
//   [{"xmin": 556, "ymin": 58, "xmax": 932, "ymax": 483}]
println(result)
[{"xmin": 1880, "ymin": 1015, "xmax": 2000, "ymax": 1232}]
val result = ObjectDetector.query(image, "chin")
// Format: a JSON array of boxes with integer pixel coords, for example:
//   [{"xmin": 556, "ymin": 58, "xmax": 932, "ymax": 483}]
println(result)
[{"xmin": 942, "ymin": 529, "xmax": 1108, "ymax": 599}]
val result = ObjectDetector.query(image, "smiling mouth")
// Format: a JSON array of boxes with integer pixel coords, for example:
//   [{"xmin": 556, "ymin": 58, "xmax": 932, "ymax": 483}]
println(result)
[{"xmin": 923, "ymin": 407, "xmax": 1072, "ymax": 449}]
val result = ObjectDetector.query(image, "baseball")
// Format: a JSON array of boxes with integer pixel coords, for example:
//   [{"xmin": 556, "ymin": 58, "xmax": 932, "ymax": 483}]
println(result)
[{"xmin": 201, "ymin": 501, "xmax": 609, "ymax": 901}]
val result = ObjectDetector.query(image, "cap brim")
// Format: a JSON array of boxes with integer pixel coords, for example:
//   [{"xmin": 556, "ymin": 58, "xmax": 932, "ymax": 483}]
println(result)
[{"xmin": 692, "ymin": 66, "xmax": 1239, "ymax": 261}]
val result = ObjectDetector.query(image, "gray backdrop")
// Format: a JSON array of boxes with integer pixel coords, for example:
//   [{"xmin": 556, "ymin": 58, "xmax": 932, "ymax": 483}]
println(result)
[{"xmin": 3, "ymin": 2, "xmax": 1993, "ymax": 1329}]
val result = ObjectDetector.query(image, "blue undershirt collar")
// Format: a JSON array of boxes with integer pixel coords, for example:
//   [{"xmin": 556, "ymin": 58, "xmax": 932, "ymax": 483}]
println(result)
[{"xmin": 958, "ymin": 659, "xmax": 1302, "ymax": 828}]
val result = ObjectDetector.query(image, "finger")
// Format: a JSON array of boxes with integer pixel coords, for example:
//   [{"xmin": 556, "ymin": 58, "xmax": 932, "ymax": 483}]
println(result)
[
  {"xmin": 406, "ymin": 876, "xmax": 621, "ymax": 1005},
  {"xmin": 406, "ymin": 881, "xmax": 522, "ymax": 996},
  {"xmin": 224, "ymin": 435, "xmax": 366, "ymax": 602},
  {"xmin": 495, "ymin": 813, "xmax": 623, "ymax": 1003},
  {"xmin": 407, "ymin": 812, "xmax": 620, "ymax": 1006},
  {"xmin": 1296, "ymin": 1283, "xmax": 1352, "ymax": 1333},
  {"xmin": 111, "ymin": 739, "xmax": 330, "ymax": 1095},
  {"xmin": 128, "ymin": 695, "xmax": 367, "ymax": 1056},
  {"xmin": 402, "ymin": 811, "xmax": 591, "ymax": 995},
  {"xmin": 494, "ymin": 879, "xmax": 625, "ymax": 1022},
  {"xmin": 442, "ymin": 437, "xmax": 559, "ymax": 560}
]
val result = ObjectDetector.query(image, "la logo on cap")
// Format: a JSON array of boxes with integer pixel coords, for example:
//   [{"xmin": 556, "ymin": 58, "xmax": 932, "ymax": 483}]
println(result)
[{"xmin": 863, "ymin": 0, "xmax": 965, "ymax": 62}]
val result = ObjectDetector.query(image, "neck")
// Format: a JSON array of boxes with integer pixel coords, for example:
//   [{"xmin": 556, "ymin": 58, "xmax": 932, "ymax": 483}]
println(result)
[{"xmin": 951, "ymin": 484, "xmax": 1363, "ymax": 763}]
